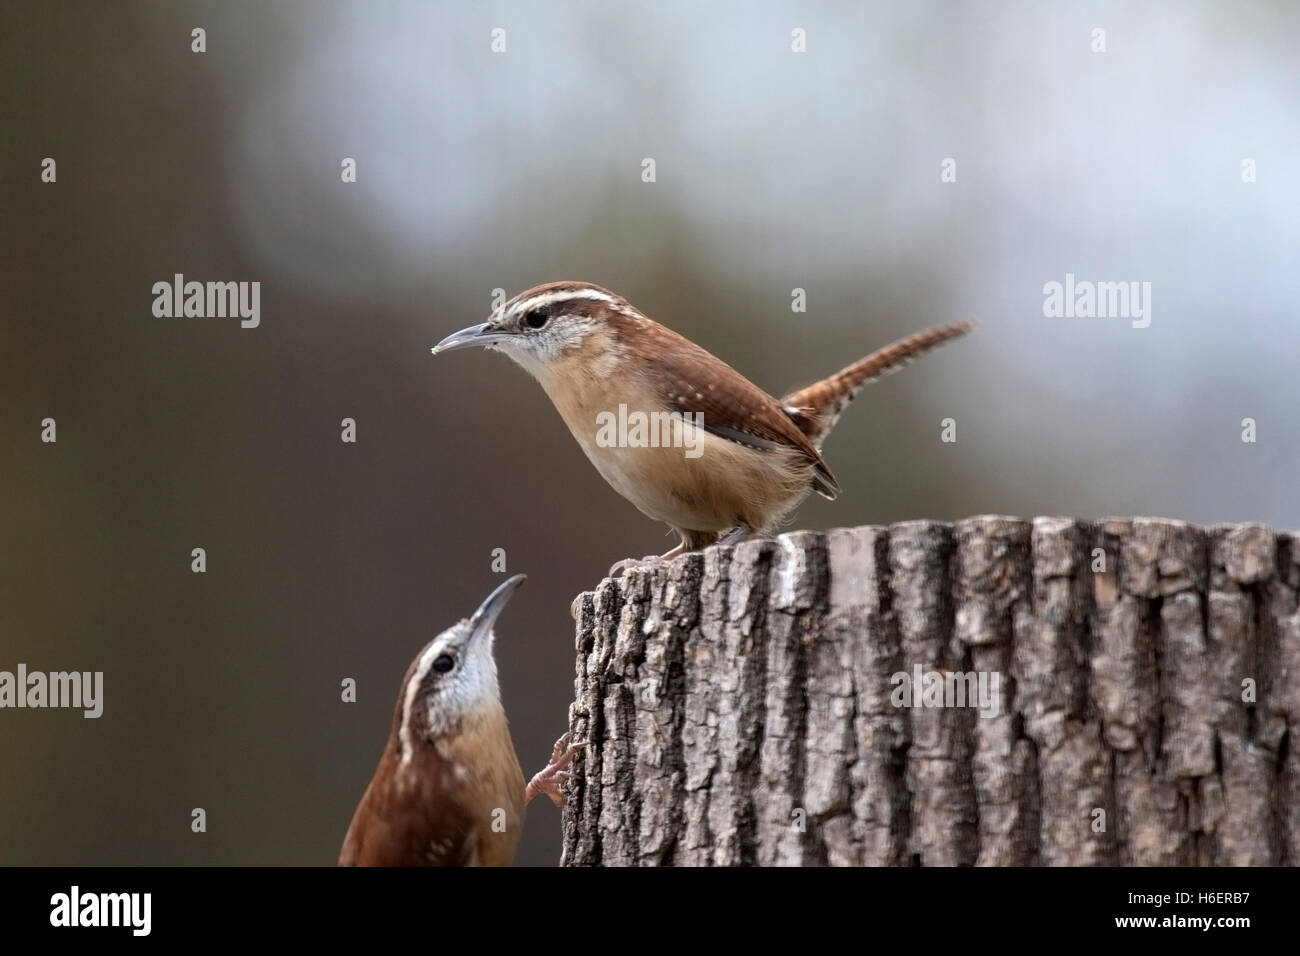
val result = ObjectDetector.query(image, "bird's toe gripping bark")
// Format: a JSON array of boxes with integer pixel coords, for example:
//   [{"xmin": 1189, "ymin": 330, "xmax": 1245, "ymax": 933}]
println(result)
[{"xmin": 525, "ymin": 733, "xmax": 584, "ymax": 808}]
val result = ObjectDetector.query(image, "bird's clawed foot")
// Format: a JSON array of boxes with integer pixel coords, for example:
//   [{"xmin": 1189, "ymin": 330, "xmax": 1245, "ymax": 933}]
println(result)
[
  {"xmin": 716, "ymin": 523, "xmax": 750, "ymax": 547},
  {"xmin": 608, "ymin": 554, "xmax": 659, "ymax": 578},
  {"xmin": 525, "ymin": 732, "xmax": 583, "ymax": 808},
  {"xmin": 608, "ymin": 542, "xmax": 684, "ymax": 579}
]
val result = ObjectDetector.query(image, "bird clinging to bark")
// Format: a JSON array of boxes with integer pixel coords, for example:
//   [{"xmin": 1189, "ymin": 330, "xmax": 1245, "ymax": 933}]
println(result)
[{"xmin": 339, "ymin": 575, "xmax": 578, "ymax": 867}]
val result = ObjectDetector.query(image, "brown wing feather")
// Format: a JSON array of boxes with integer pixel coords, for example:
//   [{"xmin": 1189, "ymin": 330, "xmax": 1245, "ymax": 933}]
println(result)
[
  {"xmin": 339, "ymin": 749, "xmax": 480, "ymax": 867},
  {"xmin": 626, "ymin": 318, "xmax": 841, "ymax": 499}
]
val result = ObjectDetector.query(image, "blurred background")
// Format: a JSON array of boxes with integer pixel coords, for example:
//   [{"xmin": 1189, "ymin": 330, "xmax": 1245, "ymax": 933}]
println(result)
[{"xmin": 1, "ymin": 1, "xmax": 1296, "ymax": 865}]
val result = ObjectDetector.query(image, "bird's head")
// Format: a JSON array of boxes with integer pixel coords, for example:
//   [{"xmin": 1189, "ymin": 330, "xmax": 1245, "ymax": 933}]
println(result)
[
  {"xmin": 396, "ymin": 574, "xmax": 525, "ymax": 761},
  {"xmin": 430, "ymin": 281, "xmax": 634, "ymax": 380}
]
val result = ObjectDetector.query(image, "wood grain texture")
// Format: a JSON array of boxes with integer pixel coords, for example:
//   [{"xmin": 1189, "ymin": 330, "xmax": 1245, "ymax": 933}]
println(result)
[{"xmin": 559, "ymin": 517, "xmax": 1299, "ymax": 866}]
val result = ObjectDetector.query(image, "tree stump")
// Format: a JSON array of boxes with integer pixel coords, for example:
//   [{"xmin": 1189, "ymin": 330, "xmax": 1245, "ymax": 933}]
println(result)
[{"xmin": 560, "ymin": 517, "xmax": 1299, "ymax": 866}]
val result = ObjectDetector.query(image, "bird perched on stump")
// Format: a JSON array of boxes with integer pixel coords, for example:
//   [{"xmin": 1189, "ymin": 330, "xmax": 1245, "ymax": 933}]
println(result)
[
  {"xmin": 339, "ymin": 574, "xmax": 578, "ymax": 867},
  {"xmin": 432, "ymin": 281, "xmax": 972, "ymax": 566}
]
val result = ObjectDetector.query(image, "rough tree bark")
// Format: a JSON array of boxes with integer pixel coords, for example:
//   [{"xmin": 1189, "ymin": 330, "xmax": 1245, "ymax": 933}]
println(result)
[{"xmin": 559, "ymin": 517, "xmax": 1299, "ymax": 866}]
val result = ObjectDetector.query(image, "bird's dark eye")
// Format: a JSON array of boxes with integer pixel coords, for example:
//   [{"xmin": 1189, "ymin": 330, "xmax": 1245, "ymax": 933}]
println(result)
[
  {"xmin": 432, "ymin": 654, "xmax": 456, "ymax": 674},
  {"xmin": 525, "ymin": 306, "xmax": 550, "ymax": 329}
]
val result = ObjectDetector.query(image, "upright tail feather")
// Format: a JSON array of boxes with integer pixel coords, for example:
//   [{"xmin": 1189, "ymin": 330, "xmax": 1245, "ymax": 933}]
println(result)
[{"xmin": 782, "ymin": 320, "xmax": 974, "ymax": 451}]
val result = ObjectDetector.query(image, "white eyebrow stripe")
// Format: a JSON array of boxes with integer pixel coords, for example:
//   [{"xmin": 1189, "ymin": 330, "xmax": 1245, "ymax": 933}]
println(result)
[
  {"xmin": 398, "ymin": 639, "xmax": 444, "ymax": 766},
  {"xmin": 510, "ymin": 288, "xmax": 621, "ymax": 315}
]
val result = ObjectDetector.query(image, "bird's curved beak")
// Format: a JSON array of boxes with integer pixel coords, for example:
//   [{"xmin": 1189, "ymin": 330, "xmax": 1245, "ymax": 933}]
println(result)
[
  {"xmin": 431, "ymin": 322, "xmax": 515, "ymax": 356},
  {"xmin": 468, "ymin": 574, "xmax": 526, "ymax": 645}
]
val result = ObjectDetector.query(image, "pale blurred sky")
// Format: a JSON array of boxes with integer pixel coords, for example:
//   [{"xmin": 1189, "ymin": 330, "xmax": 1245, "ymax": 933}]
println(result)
[{"xmin": 205, "ymin": 0, "xmax": 1297, "ymax": 528}]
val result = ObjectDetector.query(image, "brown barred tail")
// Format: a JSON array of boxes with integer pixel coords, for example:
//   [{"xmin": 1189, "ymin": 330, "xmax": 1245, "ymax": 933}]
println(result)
[{"xmin": 782, "ymin": 320, "xmax": 974, "ymax": 450}]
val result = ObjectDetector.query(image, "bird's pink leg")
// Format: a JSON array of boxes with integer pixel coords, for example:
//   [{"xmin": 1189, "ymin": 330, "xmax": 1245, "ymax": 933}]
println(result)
[{"xmin": 525, "ymin": 733, "xmax": 582, "ymax": 807}]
